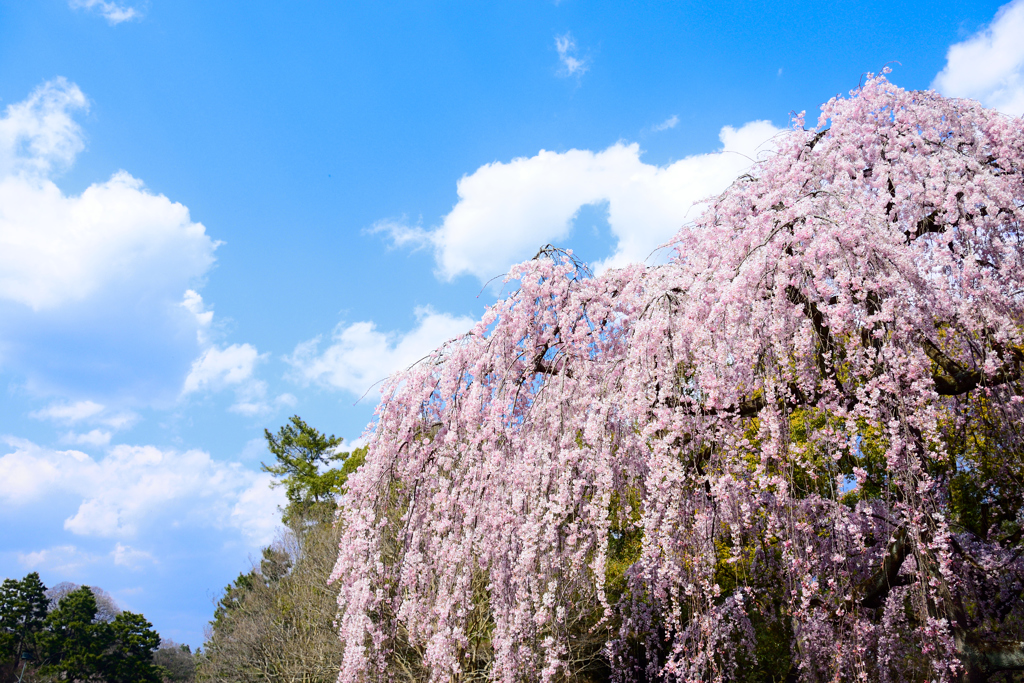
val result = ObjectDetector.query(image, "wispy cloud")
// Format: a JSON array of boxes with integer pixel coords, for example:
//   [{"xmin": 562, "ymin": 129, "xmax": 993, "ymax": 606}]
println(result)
[
  {"xmin": 111, "ymin": 543, "xmax": 156, "ymax": 570},
  {"xmin": 68, "ymin": 0, "xmax": 141, "ymax": 25},
  {"xmin": 933, "ymin": 0, "xmax": 1024, "ymax": 116},
  {"xmin": 555, "ymin": 32, "xmax": 589, "ymax": 77},
  {"xmin": 652, "ymin": 114, "xmax": 679, "ymax": 132},
  {"xmin": 19, "ymin": 545, "xmax": 99, "ymax": 574},
  {"xmin": 30, "ymin": 400, "xmax": 139, "ymax": 447},
  {"xmin": 31, "ymin": 400, "xmax": 105, "ymax": 423},
  {"xmin": 368, "ymin": 217, "xmax": 432, "ymax": 251},
  {"xmin": 64, "ymin": 429, "xmax": 114, "ymax": 448}
]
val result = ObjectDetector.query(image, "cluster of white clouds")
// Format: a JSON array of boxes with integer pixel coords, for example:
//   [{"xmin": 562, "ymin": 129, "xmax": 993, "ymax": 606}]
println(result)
[
  {"xmin": 0, "ymin": 436, "xmax": 284, "ymax": 546},
  {"xmin": 0, "ymin": 77, "xmax": 289, "ymax": 582},
  {"xmin": 933, "ymin": 0, "xmax": 1024, "ymax": 116},
  {"xmin": 375, "ymin": 120, "xmax": 782, "ymax": 282},
  {"xmin": 0, "ymin": 76, "xmax": 287, "ymax": 413},
  {"xmin": 286, "ymin": 306, "xmax": 476, "ymax": 396},
  {"xmin": 68, "ymin": 0, "xmax": 141, "ymax": 25}
]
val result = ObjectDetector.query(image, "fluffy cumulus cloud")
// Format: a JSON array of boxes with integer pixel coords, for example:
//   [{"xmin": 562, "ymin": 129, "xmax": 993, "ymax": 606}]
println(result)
[
  {"xmin": 68, "ymin": 0, "xmax": 141, "ymax": 25},
  {"xmin": 0, "ymin": 437, "xmax": 284, "ymax": 546},
  {"xmin": 0, "ymin": 79, "xmax": 219, "ymax": 399},
  {"xmin": 933, "ymin": 0, "xmax": 1024, "ymax": 116},
  {"xmin": 376, "ymin": 120, "xmax": 782, "ymax": 281},
  {"xmin": 287, "ymin": 306, "xmax": 476, "ymax": 396}
]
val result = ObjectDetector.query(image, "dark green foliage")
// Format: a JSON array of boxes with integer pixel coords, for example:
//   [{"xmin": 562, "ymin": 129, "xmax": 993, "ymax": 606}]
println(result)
[
  {"xmin": 37, "ymin": 586, "xmax": 109, "ymax": 682},
  {"xmin": 1, "ymin": 577, "xmax": 163, "ymax": 683},
  {"xmin": 104, "ymin": 612, "xmax": 162, "ymax": 683},
  {"xmin": 261, "ymin": 415, "xmax": 364, "ymax": 522},
  {"xmin": 0, "ymin": 572, "xmax": 49, "ymax": 681}
]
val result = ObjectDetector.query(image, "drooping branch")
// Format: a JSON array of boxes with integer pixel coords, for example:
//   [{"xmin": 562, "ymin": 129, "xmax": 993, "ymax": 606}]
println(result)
[
  {"xmin": 956, "ymin": 636, "xmax": 1024, "ymax": 677},
  {"xmin": 785, "ymin": 285, "xmax": 846, "ymax": 397},
  {"xmin": 860, "ymin": 527, "xmax": 912, "ymax": 610},
  {"xmin": 921, "ymin": 338, "xmax": 1023, "ymax": 395}
]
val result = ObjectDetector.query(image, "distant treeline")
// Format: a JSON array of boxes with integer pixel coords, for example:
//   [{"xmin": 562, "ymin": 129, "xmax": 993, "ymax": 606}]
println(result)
[{"xmin": 0, "ymin": 573, "xmax": 194, "ymax": 683}]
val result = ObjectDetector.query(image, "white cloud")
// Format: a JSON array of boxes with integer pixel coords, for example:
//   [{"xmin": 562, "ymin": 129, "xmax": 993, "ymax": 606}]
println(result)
[
  {"xmin": 377, "ymin": 120, "xmax": 782, "ymax": 281},
  {"xmin": 178, "ymin": 290, "xmax": 290, "ymax": 416},
  {"xmin": 555, "ymin": 32, "xmax": 589, "ymax": 77},
  {"xmin": 69, "ymin": 0, "xmax": 141, "ymax": 25},
  {"xmin": 368, "ymin": 218, "xmax": 432, "ymax": 250},
  {"xmin": 31, "ymin": 400, "xmax": 105, "ymax": 423},
  {"xmin": 181, "ymin": 342, "xmax": 290, "ymax": 416},
  {"xmin": 227, "ymin": 385, "xmax": 296, "ymax": 418},
  {"xmin": 0, "ymin": 77, "xmax": 86, "ymax": 178},
  {"xmin": 0, "ymin": 79, "xmax": 219, "ymax": 400},
  {"xmin": 653, "ymin": 115, "xmax": 679, "ymax": 132},
  {"xmin": 182, "ymin": 344, "xmax": 264, "ymax": 395},
  {"xmin": 181, "ymin": 289, "xmax": 214, "ymax": 345},
  {"xmin": 229, "ymin": 472, "xmax": 287, "ymax": 546},
  {"xmin": 933, "ymin": 0, "xmax": 1024, "ymax": 116},
  {"xmin": 111, "ymin": 543, "xmax": 155, "ymax": 569},
  {"xmin": 286, "ymin": 306, "xmax": 476, "ymax": 396},
  {"xmin": 345, "ymin": 435, "xmax": 370, "ymax": 451},
  {"xmin": 0, "ymin": 79, "xmax": 216, "ymax": 312},
  {"xmin": 0, "ymin": 169, "xmax": 215, "ymax": 311},
  {"xmin": 19, "ymin": 545, "xmax": 99, "ymax": 574},
  {"xmin": 0, "ymin": 437, "xmax": 285, "ymax": 546}
]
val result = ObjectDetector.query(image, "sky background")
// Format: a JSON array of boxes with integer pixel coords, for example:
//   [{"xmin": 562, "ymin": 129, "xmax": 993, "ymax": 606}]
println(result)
[{"xmin": 1, "ymin": 0, "xmax": 1023, "ymax": 648}]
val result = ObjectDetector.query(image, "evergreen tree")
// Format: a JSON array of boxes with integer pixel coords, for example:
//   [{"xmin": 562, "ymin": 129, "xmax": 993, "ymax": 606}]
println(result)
[
  {"xmin": 104, "ymin": 611, "xmax": 162, "ymax": 683},
  {"xmin": 0, "ymin": 572, "xmax": 49, "ymax": 682},
  {"xmin": 37, "ymin": 586, "xmax": 109, "ymax": 682},
  {"xmin": 261, "ymin": 415, "xmax": 356, "ymax": 522}
]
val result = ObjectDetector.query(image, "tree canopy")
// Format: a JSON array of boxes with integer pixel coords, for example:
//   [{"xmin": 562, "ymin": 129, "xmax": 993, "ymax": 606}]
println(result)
[
  {"xmin": 330, "ymin": 73, "xmax": 1024, "ymax": 682},
  {"xmin": 261, "ymin": 415, "xmax": 363, "ymax": 523}
]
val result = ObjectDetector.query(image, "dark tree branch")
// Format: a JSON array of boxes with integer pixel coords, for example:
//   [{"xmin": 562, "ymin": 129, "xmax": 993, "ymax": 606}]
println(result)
[
  {"xmin": 860, "ymin": 527, "xmax": 911, "ymax": 610},
  {"xmin": 785, "ymin": 285, "xmax": 847, "ymax": 398},
  {"xmin": 920, "ymin": 338, "xmax": 1023, "ymax": 396}
]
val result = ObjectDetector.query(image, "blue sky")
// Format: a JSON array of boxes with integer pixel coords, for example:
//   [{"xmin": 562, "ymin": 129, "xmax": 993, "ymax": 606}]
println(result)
[{"xmin": 1, "ymin": 0, "xmax": 1022, "ymax": 647}]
